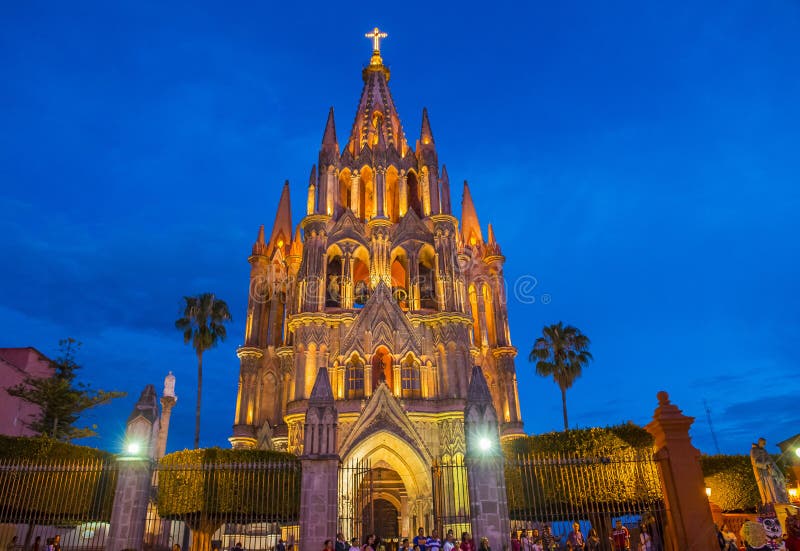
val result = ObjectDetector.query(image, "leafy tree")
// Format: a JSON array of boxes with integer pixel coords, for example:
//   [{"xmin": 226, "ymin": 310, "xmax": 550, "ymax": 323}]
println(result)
[
  {"xmin": 175, "ymin": 293, "xmax": 232, "ymax": 449},
  {"xmin": 529, "ymin": 322, "xmax": 593, "ymax": 430},
  {"xmin": 5, "ymin": 338, "xmax": 125, "ymax": 441}
]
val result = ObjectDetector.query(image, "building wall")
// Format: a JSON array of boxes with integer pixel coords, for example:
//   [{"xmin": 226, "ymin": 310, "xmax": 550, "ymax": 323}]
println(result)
[{"xmin": 0, "ymin": 347, "xmax": 54, "ymax": 437}]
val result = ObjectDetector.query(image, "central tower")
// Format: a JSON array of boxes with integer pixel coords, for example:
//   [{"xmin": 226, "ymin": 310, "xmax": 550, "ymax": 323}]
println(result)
[{"xmin": 231, "ymin": 30, "xmax": 522, "ymax": 534}]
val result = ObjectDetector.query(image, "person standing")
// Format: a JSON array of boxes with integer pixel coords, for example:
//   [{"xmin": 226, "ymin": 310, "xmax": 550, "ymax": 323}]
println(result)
[
  {"xmin": 540, "ymin": 526, "xmax": 559, "ymax": 551},
  {"xmin": 349, "ymin": 538, "xmax": 360, "ymax": 551},
  {"xmin": 444, "ymin": 531, "xmax": 456, "ymax": 551},
  {"xmin": 460, "ymin": 533, "xmax": 475, "ymax": 551},
  {"xmin": 638, "ymin": 524, "xmax": 652, "ymax": 551},
  {"xmin": 510, "ymin": 531, "xmax": 521, "ymax": 551},
  {"xmin": 276, "ymin": 539, "xmax": 287, "ymax": 551},
  {"xmin": 567, "ymin": 523, "xmax": 585, "ymax": 550},
  {"xmin": 610, "ymin": 521, "xmax": 630, "ymax": 551},
  {"xmin": 399, "ymin": 539, "xmax": 412, "ymax": 551},
  {"xmin": 362, "ymin": 534, "xmax": 376, "ymax": 551},
  {"xmin": 414, "ymin": 529, "xmax": 428, "ymax": 551},
  {"xmin": 478, "ymin": 538, "xmax": 491, "ymax": 551},
  {"xmin": 52, "ymin": 536, "xmax": 60, "ymax": 551},
  {"xmin": 530, "ymin": 529, "xmax": 543, "ymax": 551},
  {"xmin": 232, "ymin": 542, "xmax": 244, "ymax": 551},
  {"xmin": 427, "ymin": 529, "xmax": 442, "ymax": 551},
  {"xmin": 586, "ymin": 529, "xmax": 601, "ymax": 551},
  {"xmin": 32, "ymin": 537, "xmax": 41, "ymax": 551},
  {"xmin": 335, "ymin": 534, "xmax": 348, "ymax": 551}
]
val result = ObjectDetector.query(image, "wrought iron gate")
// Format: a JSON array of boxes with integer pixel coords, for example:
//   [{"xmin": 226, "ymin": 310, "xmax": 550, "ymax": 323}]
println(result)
[
  {"xmin": 431, "ymin": 457, "xmax": 470, "ymax": 538},
  {"xmin": 505, "ymin": 448, "xmax": 667, "ymax": 548},
  {"xmin": 338, "ymin": 459, "xmax": 372, "ymax": 543}
]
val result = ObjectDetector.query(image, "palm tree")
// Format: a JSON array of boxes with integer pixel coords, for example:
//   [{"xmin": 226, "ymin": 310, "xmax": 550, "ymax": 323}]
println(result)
[
  {"xmin": 529, "ymin": 322, "xmax": 593, "ymax": 430},
  {"xmin": 175, "ymin": 293, "xmax": 232, "ymax": 448}
]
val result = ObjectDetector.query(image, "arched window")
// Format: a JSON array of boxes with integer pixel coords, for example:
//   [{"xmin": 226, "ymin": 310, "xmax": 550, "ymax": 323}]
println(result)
[
  {"xmin": 406, "ymin": 171, "xmax": 422, "ymax": 218},
  {"xmin": 469, "ymin": 283, "xmax": 481, "ymax": 347},
  {"xmin": 419, "ymin": 246, "xmax": 437, "ymax": 310},
  {"xmin": 326, "ymin": 255, "xmax": 342, "ymax": 307},
  {"xmin": 401, "ymin": 356, "xmax": 421, "ymax": 398},
  {"xmin": 371, "ymin": 347, "xmax": 393, "ymax": 391},
  {"xmin": 346, "ymin": 357, "xmax": 365, "ymax": 399},
  {"xmin": 482, "ymin": 283, "xmax": 496, "ymax": 346},
  {"xmin": 339, "ymin": 169, "xmax": 351, "ymax": 214}
]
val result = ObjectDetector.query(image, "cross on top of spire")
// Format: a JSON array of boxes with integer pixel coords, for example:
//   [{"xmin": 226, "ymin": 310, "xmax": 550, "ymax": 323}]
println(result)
[{"xmin": 365, "ymin": 27, "xmax": 388, "ymax": 66}]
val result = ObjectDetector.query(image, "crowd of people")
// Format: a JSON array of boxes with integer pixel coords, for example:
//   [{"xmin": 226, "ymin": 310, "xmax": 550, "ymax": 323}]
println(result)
[
  {"xmin": 324, "ymin": 529, "xmax": 490, "ymax": 551},
  {"xmin": 320, "ymin": 521, "xmax": 656, "ymax": 551},
  {"xmin": 510, "ymin": 521, "xmax": 646, "ymax": 551}
]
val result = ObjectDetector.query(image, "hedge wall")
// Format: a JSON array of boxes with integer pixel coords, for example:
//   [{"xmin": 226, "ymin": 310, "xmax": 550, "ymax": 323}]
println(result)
[
  {"xmin": 503, "ymin": 425, "xmax": 661, "ymax": 513},
  {"xmin": 0, "ymin": 435, "xmax": 112, "ymax": 461},
  {"xmin": 0, "ymin": 436, "xmax": 116, "ymax": 523},
  {"xmin": 701, "ymin": 454, "xmax": 761, "ymax": 512},
  {"xmin": 504, "ymin": 423, "xmax": 654, "ymax": 456},
  {"xmin": 157, "ymin": 448, "xmax": 301, "ymax": 524}
]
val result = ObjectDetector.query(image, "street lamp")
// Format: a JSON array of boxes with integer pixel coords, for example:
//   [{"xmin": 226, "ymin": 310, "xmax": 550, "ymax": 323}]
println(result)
[{"xmin": 478, "ymin": 437, "xmax": 492, "ymax": 452}]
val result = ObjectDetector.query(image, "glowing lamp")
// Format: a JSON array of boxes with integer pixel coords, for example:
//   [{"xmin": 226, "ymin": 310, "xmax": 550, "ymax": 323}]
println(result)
[
  {"xmin": 125, "ymin": 441, "xmax": 142, "ymax": 456},
  {"xmin": 790, "ymin": 488, "xmax": 798, "ymax": 498},
  {"xmin": 796, "ymin": 448, "xmax": 800, "ymax": 458},
  {"xmin": 478, "ymin": 437, "xmax": 492, "ymax": 452},
  {"xmin": 277, "ymin": 239, "xmax": 284, "ymax": 248},
  {"xmin": 705, "ymin": 487, "xmax": 711, "ymax": 498}
]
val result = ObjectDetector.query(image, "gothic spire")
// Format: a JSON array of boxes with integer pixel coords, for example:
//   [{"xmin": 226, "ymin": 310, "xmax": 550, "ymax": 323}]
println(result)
[
  {"xmin": 467, "ymin": 365, "xmax": 493, "ymax": 405},
  {"xmin": 420, "ymin": 107, "xmax": 434, "ymax": 145},
  {"xmin": 268, "ymin": 181, "xmax": 292, "ymax": 255},
  {"xmin": 252, "ymin": 224, "xmax": 267, "ymax": 256},
  {"xmin": 440, "ymin": 164, "xmax": 451, "ymax": 214},
  {"xmin": 345, "ymin": 34, "xmax": 409, "ymax": 157},
  {"xmin": 321, "ymin": 107, "xmax": 337, "ymax": 149},
  {"xmin": 461, "ymin": 181, "xmax": 483, "ymax": 245},
  {"xmin": 309, "ymin": 366, "xmax": 334, "ymax": 405},
  {"xmin": 487, "ymin": 223, "xmax": 496, "ymax": 245}
]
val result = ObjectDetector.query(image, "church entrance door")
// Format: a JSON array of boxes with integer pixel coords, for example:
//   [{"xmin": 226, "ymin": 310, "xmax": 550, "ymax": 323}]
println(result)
[{"xmin": 362, "ymin": 498, "xmax": 399, "ymax": 541}]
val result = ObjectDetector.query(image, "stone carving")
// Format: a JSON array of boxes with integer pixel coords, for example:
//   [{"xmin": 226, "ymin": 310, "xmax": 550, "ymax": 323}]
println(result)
[{"xmin": 750, "ymin": 437, "xmax": 790, "ymax": 505}]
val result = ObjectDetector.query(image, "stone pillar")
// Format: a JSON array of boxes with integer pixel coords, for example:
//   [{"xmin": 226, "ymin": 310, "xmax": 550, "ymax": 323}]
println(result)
[
  {"xmin": 107, "ymin": 385, "xmax": 159, "ymax": 551},
  {"xmin": 299, "ymin": 367, "xmax": 339, "ymax": 549},
  {"xmin": 464, "ymin": 366, "xmax": 509, "ymax": 551},
  {"xmin": 156, "ymin": 372, "xmax": 177, "ymax": 459},
  {"xmin": 645, "ymin": 391, "xmax": 718, "ymax": 551}
]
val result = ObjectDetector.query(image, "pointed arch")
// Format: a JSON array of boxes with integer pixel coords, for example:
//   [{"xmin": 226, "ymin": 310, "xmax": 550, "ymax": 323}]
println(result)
[
  {"xmin": 371, "ymin": 345, "xmax": 393, "ymax": 392},
  {"xmin": 359, "ymin": 165, "xmax": 374, "ymax": 220},
  {"xmin": 339, "ymin": 168, "xmax": 352, "ymax": 214},
  {"xmin": 406, "ymin": 170, "xmax": 422, "ymax": 218},
  {"xmin": 385, "ymin": 165, "xmax": 400, "ymax": 221},
  {"xmin": 418, "ymin": 244, "xmax": 437, "ymax": 310},
  {"xmin": 482, "ymin": 283, "xmax": 496, "ymax": 346},
  {"xmin": 468, "ymin": 283, "xmax": 481, "ymax": 347}
]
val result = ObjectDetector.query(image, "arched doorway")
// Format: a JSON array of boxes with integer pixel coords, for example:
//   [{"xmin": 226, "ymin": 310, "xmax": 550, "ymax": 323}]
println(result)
[{"xmin": 340, "ymin": 431, "xmax": 434, "ymax": 540}]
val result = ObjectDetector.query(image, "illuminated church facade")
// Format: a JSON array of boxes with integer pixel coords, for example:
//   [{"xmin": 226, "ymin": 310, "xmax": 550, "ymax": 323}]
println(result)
[{"xmin": 231, "ymin": 30, "xmax": 522, "ymax": 534}]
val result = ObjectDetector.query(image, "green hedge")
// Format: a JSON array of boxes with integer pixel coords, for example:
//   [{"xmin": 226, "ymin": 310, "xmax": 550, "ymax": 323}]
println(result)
[
  {"xmin": 503, "ymin": 425, "xmax": 661, "ymax": 513},
  {"xmin": 0, "ymin": 435, "xmax": 112, "ymax": 461},
  {"xmin": 504, "ymin": 424, "xmax": 654, "ymax": 456},
  {"xmin": 157, "ymin": 448, "xmax": 301, "ymax": 525},
  {"xmin": 0, "ymin": 436, "xmax": 116, "ymax": 523},
  {"xmin": 701, "ymin": 454, "xmax": 761, "ymax": 512}
]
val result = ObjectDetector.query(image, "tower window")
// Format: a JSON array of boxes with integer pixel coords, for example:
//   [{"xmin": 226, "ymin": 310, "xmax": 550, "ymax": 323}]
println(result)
[
  {"xmin": 346, "ymin": 357, "xmax": 365, "ymax": 399},
  {"xmin": 401, "ymin": 357, "xmax": 421, "ymax": 398}
]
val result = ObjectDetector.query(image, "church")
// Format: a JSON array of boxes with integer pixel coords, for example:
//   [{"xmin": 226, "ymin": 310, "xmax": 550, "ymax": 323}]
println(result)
[{"xmin": 230, "ymin": 29, "xmax": 522, "ymax": 536}]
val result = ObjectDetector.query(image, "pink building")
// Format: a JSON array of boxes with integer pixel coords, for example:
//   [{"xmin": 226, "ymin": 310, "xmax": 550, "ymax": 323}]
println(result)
[{"xmin": 0, "ymin": 347, "xmax": 55, "ymax": 436}]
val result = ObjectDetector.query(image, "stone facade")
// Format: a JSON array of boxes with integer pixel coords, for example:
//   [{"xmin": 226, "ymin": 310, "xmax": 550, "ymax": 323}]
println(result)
[{"xmin": 230, "ymin": 35, "xmax": 523, "ymax": 533}]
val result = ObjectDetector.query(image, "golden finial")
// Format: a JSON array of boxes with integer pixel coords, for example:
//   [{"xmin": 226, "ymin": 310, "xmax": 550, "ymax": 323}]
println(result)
[{"xmin": 365, "ymin": 27, "xmax": 388, "ymax": 66}]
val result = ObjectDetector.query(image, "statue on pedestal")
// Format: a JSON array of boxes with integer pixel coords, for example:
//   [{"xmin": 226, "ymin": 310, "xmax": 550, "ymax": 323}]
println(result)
[{"xmin": 751, "ymin": 437, "xmax": 790, "ymax": 505}]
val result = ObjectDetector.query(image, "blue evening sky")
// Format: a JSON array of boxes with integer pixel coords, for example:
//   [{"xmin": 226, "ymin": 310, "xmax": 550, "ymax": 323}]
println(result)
[{"xmin": 1, "ymin": 1, "xmax": 798, "ymax": 456}]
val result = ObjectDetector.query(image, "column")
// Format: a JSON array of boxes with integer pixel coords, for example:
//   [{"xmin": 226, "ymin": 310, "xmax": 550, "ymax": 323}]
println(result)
[
  {"xmin": 645, "ymin": 392, "xmax": 718, "ymax": 551},
  {"xmin": 464, "ymin": 366, "xmax": 509, "ymax": 551}
]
